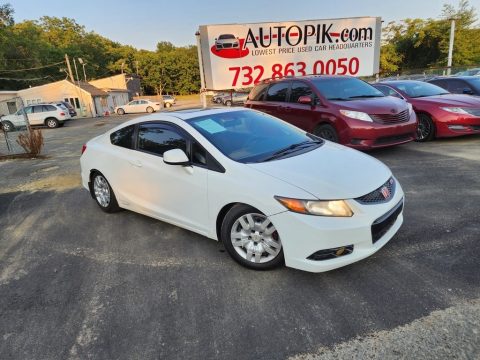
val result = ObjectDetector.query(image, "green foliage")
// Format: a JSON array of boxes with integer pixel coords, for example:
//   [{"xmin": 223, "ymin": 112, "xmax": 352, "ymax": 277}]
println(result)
[
  {"xmin": 0, "ymin": 5, "xmax": 200, "ymax": 94},
  {"xmin": 380, "ymin": 0, "xmax": 480, "ymax": 75}
]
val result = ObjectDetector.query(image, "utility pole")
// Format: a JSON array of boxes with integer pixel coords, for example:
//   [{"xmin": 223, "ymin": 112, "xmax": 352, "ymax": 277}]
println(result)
[
  {"xmin": 78, "ymin": 58, "xmax": 87, "ymax": 82},
  {"xmin": 65, "ymin": 54, "xmax": 75, "ymax": 83},
  {"xmin": 195, "ymin": 31, "xmax": 207, "ymax": 109},
  {"xmin": 447, "ymin": 19, "xmax": 455, "ymax": 76},
  {"xmin": 121, "ymin": 62, "xmax": 125, "ymax": 74},
  {"xmin": 73, "ymin": 58, "xmax": 80, "ymax": 84},
  {"xmin": 135, "ymin": 60, "xmax": 139, "ymax": 75}
]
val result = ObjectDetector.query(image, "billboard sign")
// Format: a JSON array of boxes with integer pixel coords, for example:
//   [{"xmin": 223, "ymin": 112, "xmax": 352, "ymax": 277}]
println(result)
[{"xmin": 198, "ymin": 17, "xmax": 381, "ymax": 90}]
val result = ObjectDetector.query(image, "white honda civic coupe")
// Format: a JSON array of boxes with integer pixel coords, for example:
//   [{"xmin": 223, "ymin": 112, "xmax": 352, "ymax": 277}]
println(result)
[{"xmin": 80, "ymin": 108, "xmax": 405, "ymax": 272}]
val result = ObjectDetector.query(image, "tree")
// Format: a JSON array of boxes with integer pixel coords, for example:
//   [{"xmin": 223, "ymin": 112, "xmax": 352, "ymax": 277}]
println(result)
[{"xmin": 0, "ymin": 2, "xmax": 14, "ymax": 27}]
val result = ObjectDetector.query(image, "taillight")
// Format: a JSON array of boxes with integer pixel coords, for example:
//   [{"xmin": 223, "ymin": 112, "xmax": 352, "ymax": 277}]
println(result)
[
  {"xmin": 81, "ymin": 144, "xmax": 87, "ymax": 154},
  {"xmin": 60, "ymin": 112, "xmax": 66, "ymax": 116},
  {"xmin": 155, "ymin": 103, "xmax": 160, "ymax": 106}
]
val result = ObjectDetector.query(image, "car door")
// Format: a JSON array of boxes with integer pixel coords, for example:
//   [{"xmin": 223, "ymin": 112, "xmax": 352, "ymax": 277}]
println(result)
[
  {"xmin": 128, "ymin": 122, "xmax": 209, "ymax": 233},
  {"xmin": 28, "ymin": 105, "xmax": 45, "ymax": 125},
  {"xmin": 124, "ymin": 100, "xmax": 138, "ymax": 113},
  {"xmin": 282, "ymin": 81, "xmax": 319, "ymax": 131}
]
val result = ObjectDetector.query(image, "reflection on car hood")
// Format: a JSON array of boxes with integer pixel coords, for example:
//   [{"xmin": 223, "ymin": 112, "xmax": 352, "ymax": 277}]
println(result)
[
  {"xmin": 331, "ymin": 96, "xmax": 408, "ymax": 114},
  {"xmin": 247, "ymin": 142, "xmax": 392, "ymax": 200},
  {"xmin": 411, "ymin": 94, "xmax": 480, "ymax": 107}
]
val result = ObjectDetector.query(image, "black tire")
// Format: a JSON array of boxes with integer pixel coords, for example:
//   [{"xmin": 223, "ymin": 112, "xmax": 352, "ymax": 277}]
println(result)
[
  {"xmin": 1, "ymin": 121, "xmax": 14, "ymax": 132},
  {"xmin": 221, "ymin": 204, "xmax": 284, "ymax": 270},
  {"xmin": 225, "ymin": 100, "xmax": 232, "ymax": 107},
  {"xmin": 45, "ymin": 118, "xmax": 59, "ymax": 128},
  {"xmin": 416, "ymin": 113, "xmax": 435, "ymax": 142},
  {"xmin": 91, "ymin": 172, "xmax": 120, "ymax": 213},
  {"xmin": 165, "ymin": 102, "xmax": 172, "ymax": 108},
  {"xmin": 314, "ymin": 124, "xmax": 339, "ymax": 142},
  {"xmin": 146, "ymin": 106, "xmax": 154, "ymax": 113},
  {"xmin": 117, "ymin": 108, "xmax": 125, "ymax": 115}
]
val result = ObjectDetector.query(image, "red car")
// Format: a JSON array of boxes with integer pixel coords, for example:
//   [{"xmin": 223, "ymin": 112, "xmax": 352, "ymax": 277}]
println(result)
[
  {"xmin": 245, "ymin": 76, "xmax": 417, "ymax": 150},
  {"xmin": 374, "ymin": 80, "xmax": 480, "ymax": 141}
]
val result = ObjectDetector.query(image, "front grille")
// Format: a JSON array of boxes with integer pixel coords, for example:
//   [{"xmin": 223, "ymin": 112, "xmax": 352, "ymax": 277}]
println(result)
[
  {"xmin": 223, "ymin": 43, "xmax": 233, "ymax": 48},
  {"xmin": 307, "ymin": 245, "xmax": 354, "ymax": 261},
  {"xmin": 374, "ymin": 133, "xmax": 413, "ymax": 145},
  {"xmin": 371, "ymin": 200, "xmax": 404, "ymax": 243},
  {"xmin": 356, "ymin": 177, "xmax": 395, "ymax": 205},
  {"xmin": 370, "ymin": 109, "xmax": 410, "ymax": 124}
]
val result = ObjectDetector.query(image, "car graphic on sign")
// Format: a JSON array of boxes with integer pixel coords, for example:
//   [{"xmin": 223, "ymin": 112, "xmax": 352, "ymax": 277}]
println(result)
[{"xmin": 215, "ymin": 34, "xmax": 239, "ymax": 50}]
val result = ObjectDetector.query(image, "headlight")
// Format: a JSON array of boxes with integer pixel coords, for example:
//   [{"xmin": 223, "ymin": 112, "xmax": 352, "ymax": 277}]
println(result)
[
  {"xmin": 339, "ymin": 110, "xmax": 373, "ymax": 122},
  {"xmin": 440, "ymin": 107, "xmax": 470, "ymax": 115},
  {"xmin": 407, "ymin": 103, "xmax": 414, "ymax": 115},
  {"xmin": 275, "ymin": 196, "xmax": 353, "ymax": 217}
]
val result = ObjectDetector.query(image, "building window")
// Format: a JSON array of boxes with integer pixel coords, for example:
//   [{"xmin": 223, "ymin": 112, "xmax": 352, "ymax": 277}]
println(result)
[{"xmin": 75, "ymin": 98, "xmax": 80, "ymax": 108}]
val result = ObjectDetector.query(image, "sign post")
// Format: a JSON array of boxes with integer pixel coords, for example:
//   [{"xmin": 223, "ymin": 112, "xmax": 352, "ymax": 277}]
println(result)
[{"xmin": 198, "ymin": 17, "xmax": 381, "ymax": 91}]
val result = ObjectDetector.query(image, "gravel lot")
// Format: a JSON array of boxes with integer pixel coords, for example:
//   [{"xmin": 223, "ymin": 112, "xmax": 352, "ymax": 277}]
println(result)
[{"xmin": 0, "ymin": 111, "xmax": 479, "ymax": 360}]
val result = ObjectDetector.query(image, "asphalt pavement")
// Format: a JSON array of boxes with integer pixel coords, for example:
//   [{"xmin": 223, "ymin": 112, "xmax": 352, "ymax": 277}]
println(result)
[{"xmin": 0, "ymin": 111, "xmax": 479, "ymax": 360}]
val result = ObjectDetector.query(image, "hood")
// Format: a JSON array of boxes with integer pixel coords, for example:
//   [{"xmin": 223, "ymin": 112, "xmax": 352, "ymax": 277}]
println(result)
[
  {"xmin": 410, "ymin": 94, "xmax": 480, "ymax": 107},
  {"xmin": 331, "ymin": 96, "xmax": 408, "ymax": 114},
  {"xmin": 247, "ymin": 142, "xmax": 392, "ymax": 200}
]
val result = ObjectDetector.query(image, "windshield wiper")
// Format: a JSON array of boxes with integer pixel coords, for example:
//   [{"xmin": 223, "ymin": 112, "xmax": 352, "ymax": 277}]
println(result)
[
  {"xmin": 348, "ymin": 94, "xmax": 384, "ymax": 99},
  {"xmin": 328, "ymin": 97, "xmax": 350, "ymax": 101},
  {"xmin": 263, "ymin": 140, "xmax": 322, "ymax": 161}
]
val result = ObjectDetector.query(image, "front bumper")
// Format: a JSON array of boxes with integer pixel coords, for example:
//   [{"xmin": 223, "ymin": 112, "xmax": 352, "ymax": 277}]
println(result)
[
  {"xmin": 342, "ymin": 114, "xmax": 418, "ymax": 150},
  {"xmin": 435, "ymin": 113, "xmax": 480, "ymax": 138},
  {"xmin": 269, "ymin": 182, "xmax": 405, "ymax": 272}
]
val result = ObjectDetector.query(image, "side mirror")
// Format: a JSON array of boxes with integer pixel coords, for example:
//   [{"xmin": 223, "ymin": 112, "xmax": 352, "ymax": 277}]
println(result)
[
  {"xmin": 298, "ymin": 96, "xmax": 312, "ymax": 105},
  {"xmin": 163, "ymin": 149, "xmax": 190, "ymax": 166},
  {"xmin": 463, "ymin": 88, "xmax": 473, "ymax": 95}
]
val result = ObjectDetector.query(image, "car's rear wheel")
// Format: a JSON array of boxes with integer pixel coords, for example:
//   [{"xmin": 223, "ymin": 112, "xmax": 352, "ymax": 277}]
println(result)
[
  {"xmin": 221, "ymin": 205, "xmax": 284, "ymax": 270},
  {"xmin": 314, "ymin": 124, "xmax": 338, "ymax": 142},
  {"xmin": 416, "ymin": 113, "xmax": 435, "ymax": 142},
  {"xmin": 117, "ymin": 108, "xmax": 125, "ymax": 115},
  {"xmin": 146, "ymin": 106, "xmax": 154, "ymax": 113},
  {"xmin": 46, "ymin": 118, "xmax": 59, "ymax": 128},
  {"xmin": 225, "ymin": 100, "xmax": 232, "ymax": 107},
  {"xmin": 1, "ymin": 121, "xmax": 14, "ymax": 132},
  {"xmin": 91, "ymin": 172, "xmax": 120, "ymax": 213}
]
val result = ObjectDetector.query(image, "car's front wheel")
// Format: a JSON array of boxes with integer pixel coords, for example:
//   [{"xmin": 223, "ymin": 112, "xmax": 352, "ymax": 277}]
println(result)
[
  {"xmin": 1, "ymin": 121, "xmax": 14, "ymax": 132},
  {"xmin": 146, "ymin": 106, "xmax": 154, "ymax": 113},
  {"xmin": 225, "ymin": 100, "xmax": 232, "ymax": 107},
  {"xmin": 117, "ymin": 108, "xmax": 125, "ymax": 115},
  {"xmin": 416, "ymin": 113, "xmax": 435, "ymax": 142},
  {"xmin": 314, "ymin": 124, "xmax": 338, "ymax": 142},
  {"xmin": 91, "ymin": 172, "xmax": 120, "ymax": 213},
  {"xmin": 221, "ymin": 205, "xmax": 284, "ymax": 270}
]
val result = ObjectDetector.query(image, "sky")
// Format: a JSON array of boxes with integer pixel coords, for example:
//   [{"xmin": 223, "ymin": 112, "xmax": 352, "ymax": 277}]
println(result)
[{"xmin": 7, "ymin": 0, "xmax": 480, "ymax": 50}]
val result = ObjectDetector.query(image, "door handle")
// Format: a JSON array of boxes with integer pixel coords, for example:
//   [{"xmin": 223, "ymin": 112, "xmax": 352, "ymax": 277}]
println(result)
[{"xmin": 129, "ymin": 160, "xmax": 142, "ymax": 167}]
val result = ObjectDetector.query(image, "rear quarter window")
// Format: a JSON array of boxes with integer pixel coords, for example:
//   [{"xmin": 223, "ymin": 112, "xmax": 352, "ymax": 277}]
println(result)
[{"xmin": 110, "ymin": 125, "xmax": 135, "ymax": 149}]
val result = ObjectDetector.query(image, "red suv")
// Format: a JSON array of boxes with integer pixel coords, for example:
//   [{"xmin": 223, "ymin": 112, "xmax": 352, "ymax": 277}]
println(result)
[{"xmin": 245, "ymin": 76, "xmax": 417, "ymax": 150}]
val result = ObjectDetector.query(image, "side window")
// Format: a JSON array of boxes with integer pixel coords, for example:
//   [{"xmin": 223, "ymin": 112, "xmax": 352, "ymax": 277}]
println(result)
[
  {"xmin": 249, "ymin": 84, "xmax": 268, "ymax": 101},
  {"xmin": 266, "ymin": 82, "xmax": 289, "ymax": 102},
  {"xmin": 43, "ymin": 105, "xmax": 56, "ymax": 112},
  {"xmin": 446, "ymin": 80, "xmax": 467, "ymax": 94},
  {"xmin": 33, "ymin": 105, "xmax": 44, "ymax": 113},
  {"xmin": 24, "ymin": 107, "xmax": 33, "ymax": 114},
  {"xmin": 430, "ymin": 80, "xmax": 446, "ymax": 90},
  {"xmin": 137, "ymin": 124, "xmax": 187, "ymax": 156},
  {"xmin": 192, "ymin": 141, "xmax": 207, "ymax": 166},
  {"xmin": 110, "ymin": 125, "xmax": 135, "ymax": 149},
  {"xmin": 290, "ymin": 81, "xmax": 314, "ymax": 103}
]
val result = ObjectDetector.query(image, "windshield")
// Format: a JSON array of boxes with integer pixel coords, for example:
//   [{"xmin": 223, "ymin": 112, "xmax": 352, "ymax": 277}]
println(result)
[
  {"xmin": 218, "ymin": 34, "xmax": 235, "ymax": 40},
  {"xmin": 393, "ymin": 82, "xmax": 450, "ymax": 98},
  {"xmin": 187, "ymin": 110, "xmax": 323, "ymax": 163},
  {"xmin": 311, "ymin": 77, "xmax": 385, "ymax": 101}
]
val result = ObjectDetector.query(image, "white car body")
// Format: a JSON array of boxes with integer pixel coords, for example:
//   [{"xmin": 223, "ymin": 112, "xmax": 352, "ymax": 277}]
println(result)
[
  {"xmin": 1, "ymin": 104, "xmax": 70, "ymax": 129},
  {"xmin": 115, "ymin": 99, "xmax": 161, "ymax": 114},
  {"xmin": 215, "ymin": 34, "xmax": 239, "ymax": 50},
  {"xmin": 80, "ymin": 108, "xmax": 404, "ymax": 273}
]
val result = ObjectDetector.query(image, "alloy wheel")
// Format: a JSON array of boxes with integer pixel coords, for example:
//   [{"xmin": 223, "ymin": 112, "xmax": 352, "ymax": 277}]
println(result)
[
  {"xmin": 417, "ymin": 116, "xmax": 432, "ymax": 140},
  {"xmin": 93, "ymin": 175, "xmax": 111, "ymax": 208}
]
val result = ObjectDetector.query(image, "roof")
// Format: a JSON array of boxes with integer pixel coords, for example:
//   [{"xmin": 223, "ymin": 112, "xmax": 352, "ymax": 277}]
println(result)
[
  {"xmin": 100, "ymin": 88, "xmax": 129, "ymax": 92},
  {"xmin": 74, "ymin": 81, "xmax": 108, "ymax": 96}
]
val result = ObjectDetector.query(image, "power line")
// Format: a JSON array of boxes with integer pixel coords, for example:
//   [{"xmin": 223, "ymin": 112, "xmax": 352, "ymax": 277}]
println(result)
[
  {"xmin": 0, "ymin": 61, "xmax": 64, "ymax": 73},
  {"xmin": 0, "ymin": 75, "xmax": 61, "ymax": 81}
]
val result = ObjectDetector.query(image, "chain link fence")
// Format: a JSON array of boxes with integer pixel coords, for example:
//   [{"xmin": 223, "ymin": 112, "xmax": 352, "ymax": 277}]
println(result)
[
  {"xmin": 374, "ymin": 64, "xmax": 480, "ymax": 82},
  {"xmin": 0, "ymin": 97, "xmax": 31, "ymax": 156}
]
